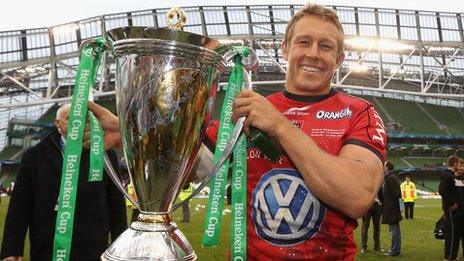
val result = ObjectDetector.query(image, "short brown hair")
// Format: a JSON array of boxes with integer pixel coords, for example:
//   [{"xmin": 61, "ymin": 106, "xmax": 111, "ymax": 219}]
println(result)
[
  {"xmin": 385, "ymin": 161, "xmax": 394, "ymax": 171},
  {"xmin": 448, "ymin": 155, "xmax": 460, "ymax": 167},
  {"xmin": 284, "ymin": 3, "xmax": 345, "ymax": 53}
]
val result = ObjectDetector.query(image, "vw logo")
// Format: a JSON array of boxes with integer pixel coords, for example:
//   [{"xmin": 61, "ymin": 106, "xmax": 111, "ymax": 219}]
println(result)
[{"xmin": 251, "ymin": 169, "xmax": 325, "ymax": 246}]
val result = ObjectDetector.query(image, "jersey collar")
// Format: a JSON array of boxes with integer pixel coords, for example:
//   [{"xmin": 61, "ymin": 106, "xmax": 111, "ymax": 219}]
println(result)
[{"xmin": 283, "ymin": 89, "xmax": 336, "ymax": 103}]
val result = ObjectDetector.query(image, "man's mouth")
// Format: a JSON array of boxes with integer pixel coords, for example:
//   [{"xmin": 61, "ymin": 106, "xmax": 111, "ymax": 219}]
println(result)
[{"xmin": 301, "ymin": 65, "xmax": 323, "ymax": 73}]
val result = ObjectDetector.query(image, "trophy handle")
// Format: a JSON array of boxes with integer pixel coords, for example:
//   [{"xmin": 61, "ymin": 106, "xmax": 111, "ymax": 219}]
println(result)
[
  {"xmin": 171, "ymin": 68, "xmax": 254, "ymax": 211},
  {"xmin": 103, "ymin": 153, "xmax": 141, "ymax": 209}
]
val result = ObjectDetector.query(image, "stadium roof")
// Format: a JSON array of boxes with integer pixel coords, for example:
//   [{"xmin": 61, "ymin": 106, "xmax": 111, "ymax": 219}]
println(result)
[{"xmin": 0, "ymin": 4, "xmax": 463, "ymax": 147}]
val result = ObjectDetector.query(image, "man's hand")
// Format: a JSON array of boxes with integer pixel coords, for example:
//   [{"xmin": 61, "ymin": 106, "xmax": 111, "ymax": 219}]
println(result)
[
  {"xmin": 83, "ymin": 101, "xmax": 122, "ymax": 150},
  {"xmin": 3, "ymin": 257, "xmax": 24, "ymax": 261},
  {"xmin": 450, "ymin": 203, "xmax": 458, "ymax": 211},
  {"xmin": 88, "ymin": 101, "xmax": 120, "ymax": 131},
  {"xmin": 232, "ymin": 90, "xmax": 289, "ymax": 137}
]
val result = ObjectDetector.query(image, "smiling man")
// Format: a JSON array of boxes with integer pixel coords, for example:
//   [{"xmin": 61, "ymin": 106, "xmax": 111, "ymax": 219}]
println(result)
[{"xmin": 228, "ymin": 3, "xmax": 387, "ymax": 260}]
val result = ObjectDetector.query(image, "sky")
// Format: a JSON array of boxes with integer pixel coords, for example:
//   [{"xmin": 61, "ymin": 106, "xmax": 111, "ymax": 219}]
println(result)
[{"xmin": 1, "ymin": 0, "xmax": 463, "ymax": 32}]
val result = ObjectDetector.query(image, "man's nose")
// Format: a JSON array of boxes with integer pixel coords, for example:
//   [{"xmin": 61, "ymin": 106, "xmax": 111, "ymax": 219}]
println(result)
[{"xmin": 305, "ymin": 43, "xmax": 320, "ymax": 59}]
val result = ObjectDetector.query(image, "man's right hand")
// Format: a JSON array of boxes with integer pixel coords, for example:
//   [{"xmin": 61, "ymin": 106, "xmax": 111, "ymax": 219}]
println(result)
[
  {"xmin": 87, "ymin": 101, "xmax": 120, "ymax": 131},
  {"xmin": 84, "ymin": 101, "xmax": 122, "ymax": 150},
  {"xmin": 450, "ymin": 203, "xmax": 458, "ymax": 211},
  {"xmin": 3, "ymin": 257, "xmax": 24, "ymax": 261}
]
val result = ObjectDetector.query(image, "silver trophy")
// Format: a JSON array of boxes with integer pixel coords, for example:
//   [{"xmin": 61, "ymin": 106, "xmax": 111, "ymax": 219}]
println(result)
[{"xmin": 98, "ymin": 7, "xmax": 254, "ymax": 261}]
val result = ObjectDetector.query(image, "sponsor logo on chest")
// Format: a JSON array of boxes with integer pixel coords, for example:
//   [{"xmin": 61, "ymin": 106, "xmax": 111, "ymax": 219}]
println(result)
[
  {"xmin": 315, "ymin": 107, "xmax": 352, "ymax": 120},
  {"xmin": 251, "ymin": 169, "xmax": 326, "ymax": 246}
]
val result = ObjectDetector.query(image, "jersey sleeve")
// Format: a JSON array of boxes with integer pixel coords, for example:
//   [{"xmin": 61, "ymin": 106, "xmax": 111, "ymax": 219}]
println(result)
[
  {"xmin": 343, "ymin": 104, "xmax": 387, "ymax": 162},
  {"xmin": 204, "ymin": 120, "xmax": 219, "ymax": 153}
]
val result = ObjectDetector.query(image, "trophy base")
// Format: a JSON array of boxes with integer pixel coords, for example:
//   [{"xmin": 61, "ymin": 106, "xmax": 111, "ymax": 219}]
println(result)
[{"xmin": 102, "ymin": 213, "xmax": 197, "ymax": 261}]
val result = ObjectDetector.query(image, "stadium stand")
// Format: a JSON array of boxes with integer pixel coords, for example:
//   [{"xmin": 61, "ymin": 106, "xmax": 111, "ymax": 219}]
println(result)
[{"xmin": 0, "ymin": 4, "xmax": 463, "ymax": 195}]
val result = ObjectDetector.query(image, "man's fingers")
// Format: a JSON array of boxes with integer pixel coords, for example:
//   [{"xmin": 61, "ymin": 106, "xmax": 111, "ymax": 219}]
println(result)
[
  {"xmin": 83, "ymin": 131, "xmax": 91, "ymax": 142},
  {"xmin": 236, "ymin": 89, "xmax": 254, "ymax": 98},
  {"xmin": 232, "ymin": 105, "xmax": 251, "ymax": 123},
  {"xmin": 88, "ymin": 101, "xmax": 109, "ymax": 118},
  {"xmin": 88, "ymin": 101, "xmax": 120, "ymax": 131},
  {"xmin": 105, "ymin": 132, "xmax": 122, "ymax": 150},
  {"xmin": 3, "ymin": 257, "xmax": 22, "ymax": 261},
  {"xmin": 242, "ymin": 117, "xmax": 254, "ymax": 136},
  {"xmin": 233, "ymin": 96, "xmax": 254, "ymax": 108}
]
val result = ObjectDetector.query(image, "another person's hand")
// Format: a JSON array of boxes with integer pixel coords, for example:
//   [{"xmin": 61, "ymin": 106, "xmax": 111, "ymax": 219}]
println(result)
[
  {"xmin": 3, "ymin": 256, "xmax": 24, "ymax": 261},
  {"xmin": 84, "ymin": 101, "xmax": 122, "ymax": 150},
  {"xmin": 450, "ymin": 203, "xmax": 458, "ymax": 211},
  {"xmin": 232, "ymin": 90, "xmax": 289, "ymax": 137}
]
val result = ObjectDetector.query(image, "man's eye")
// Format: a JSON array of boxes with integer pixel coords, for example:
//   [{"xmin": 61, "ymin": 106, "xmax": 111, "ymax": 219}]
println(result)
[{"xmin": 321, "ymin": 44, "xmax": 334, "ymax": 50}]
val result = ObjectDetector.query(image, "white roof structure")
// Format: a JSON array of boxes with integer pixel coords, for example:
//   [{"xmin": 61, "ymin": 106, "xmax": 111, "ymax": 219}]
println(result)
[{"xmin": 0, "ymin": 4, "xmax": 463, "ymax": 148}]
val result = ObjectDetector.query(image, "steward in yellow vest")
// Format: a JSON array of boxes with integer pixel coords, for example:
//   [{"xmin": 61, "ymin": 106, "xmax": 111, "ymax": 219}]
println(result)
[
  {"xmin": 179, "ymin": 183, "xmax": 193, "ymax": 222},
  {"xmin": 400, "ymin": 175, "xmax": 416, "ymax": 219}
]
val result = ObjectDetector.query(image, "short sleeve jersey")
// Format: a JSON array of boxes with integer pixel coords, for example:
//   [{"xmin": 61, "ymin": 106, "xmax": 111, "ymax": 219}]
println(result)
[{"xmin": 206, "ymin": 90, "xmax": 387, "ymax": 260}]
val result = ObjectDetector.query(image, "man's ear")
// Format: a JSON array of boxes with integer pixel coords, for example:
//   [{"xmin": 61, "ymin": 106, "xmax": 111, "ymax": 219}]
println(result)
[
  {"xmin": 336, "ymin": 52, "xmax": 345, "ymax": 69},
  {"xmin": 281, "ymin": 41, "xmax": 288, "ymax": 61}
]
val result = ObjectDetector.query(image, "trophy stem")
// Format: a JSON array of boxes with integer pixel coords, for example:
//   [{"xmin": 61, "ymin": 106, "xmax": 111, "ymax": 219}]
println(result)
[{"xmin": 102, "ymin": 213, "xmax": 197, "ymax": 260}]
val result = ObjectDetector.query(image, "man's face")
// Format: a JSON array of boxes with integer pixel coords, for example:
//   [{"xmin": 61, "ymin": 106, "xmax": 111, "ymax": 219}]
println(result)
[
  {"xmin": 451, "ymin": 161, "xmax": 461, "ymax": 174},
  {"xmin": 55, "ymin": 106, "xmax": 71, "ymax": 136},
  {"xmin": 282, "ymin": 15, "xmax": 345, "ymax": 96},
  {"xmin": 458, "ymin": 162, "xmax": 464, "ymax": 175},
  {"xmin": 406, "ymin": 176, "xmax": 410, "ymax": 182}
]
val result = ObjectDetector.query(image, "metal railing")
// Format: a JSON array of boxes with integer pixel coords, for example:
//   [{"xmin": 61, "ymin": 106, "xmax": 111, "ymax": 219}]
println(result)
[{"xmin": 0, "ymin": 4, "xmax": 463, "ymax": 148}]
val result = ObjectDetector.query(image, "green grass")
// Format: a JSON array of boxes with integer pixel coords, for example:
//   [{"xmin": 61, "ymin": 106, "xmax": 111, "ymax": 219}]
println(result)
[
  {"xmin": 0, "ymin": 198, "xmax": 448, "ymax": 260},
  {"xmin": 0, "ymin": 146, "xmax": 22, "ymax": 160}
]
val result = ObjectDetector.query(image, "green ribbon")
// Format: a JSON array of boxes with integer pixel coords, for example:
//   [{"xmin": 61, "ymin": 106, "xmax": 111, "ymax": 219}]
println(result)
[
  {"xmin": 202, "ymin": 48, "xmax": 249, "ymax": 260},
  {"xmin": 52, "ymin": 37, "xmax": 106, "ymax": 261},
  {"xmin": 88, "ymin": 112, "xmax": 104, "ymax": 182},
  {"xmin": 230, "ymin": 134, "xmax": 247, "ymax": 260},
  {"xmin": 201, "ymin": 58, "xmax": 240, "ymax": 247}
]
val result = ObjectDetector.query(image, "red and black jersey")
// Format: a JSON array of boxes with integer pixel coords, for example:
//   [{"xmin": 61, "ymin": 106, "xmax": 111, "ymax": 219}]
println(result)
[{"xmin": 206, "ymin": 89, "xmax": 386, "ymax": 260}]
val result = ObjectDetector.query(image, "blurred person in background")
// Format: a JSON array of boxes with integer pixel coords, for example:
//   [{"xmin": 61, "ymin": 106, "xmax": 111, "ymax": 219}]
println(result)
[
  {"xmin": 178, "ymin": 183, "xmax": 193, "ymax": 223},
  {"xmin": 382, "ymin": 161, "xmax": 402, "ymax": 257},
  {"xmin": 0, "ymin": 104, "xmax": 127, "ymax": 260},
  {"xmin": 401, "ymin": 174, "xmax": 417, "ymax": 219},
  {"xmin": 438, "ymin": 155, "xmax": 464, "ymax": 261},
  {"xmin": 360, "ymin": 187, "xmax": 384, "ymax": 254},
  {"xmin": 455, "ymin": 158, "xmax": 464, "ymax": 259}
]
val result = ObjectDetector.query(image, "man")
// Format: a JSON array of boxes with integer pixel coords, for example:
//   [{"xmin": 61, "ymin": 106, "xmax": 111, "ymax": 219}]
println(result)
[
  {"xmin": 439, "ymin": 156, "xmax": 464, "ymax": 261},
  {"xmin": 178, "ymin": 183, "xmax": 193, "ymax": 223},
  {"xmin": 0, "ymin": 104, "xmax": 127, "ymax": 260},
  {"xmin": 360, "ymin": 190, "xmax": 383, "ymax": 254},
  {"xmin": 381, "ymin": 161, "xmax": 402, "ymax": 256},
  {"xmin": 88, "ymin": 3, "xmax": 386, "ymax": 259},
  {"xmin": 458, "ymin": 159, "xmax": 464, "ymax": 259},
  {"xmin": 401, "ymin": 174, "xmax": 417, "ymax": 219}
]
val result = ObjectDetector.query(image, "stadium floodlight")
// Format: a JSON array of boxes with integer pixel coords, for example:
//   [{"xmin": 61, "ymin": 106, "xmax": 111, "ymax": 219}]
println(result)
[
  {"xmin": 349, "ymin": 63, "xmax": 369, "ymax": 73},
  {"xmin": 345, "ymin": 37, "xmax": 415, "ymax": 53},
  {"xmin": 377, "ymin": 39, "xmax": 414, "ymax": 52},
  {"xmin": 52, "ymin": 23, "xmax": 79, "ymax": 35}
]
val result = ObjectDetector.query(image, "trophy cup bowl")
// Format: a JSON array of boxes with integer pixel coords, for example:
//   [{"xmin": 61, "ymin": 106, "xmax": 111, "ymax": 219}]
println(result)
[{"xmin": 100, "ymin": 26, "xmax": 226, "ymax": 260}]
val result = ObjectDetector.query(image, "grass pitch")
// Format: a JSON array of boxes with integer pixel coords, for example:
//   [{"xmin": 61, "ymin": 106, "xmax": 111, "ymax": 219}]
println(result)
[{"xmin": 0, "ymin": 198, "xmax": 448, "ymax": 260}]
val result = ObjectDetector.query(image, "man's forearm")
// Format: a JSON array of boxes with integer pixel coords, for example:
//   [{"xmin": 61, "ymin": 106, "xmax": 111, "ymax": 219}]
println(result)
[{"xmin": 274, "ymin": 120, "xmax": 383, "ymax": 219}]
